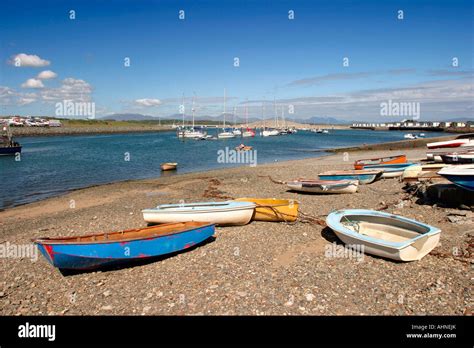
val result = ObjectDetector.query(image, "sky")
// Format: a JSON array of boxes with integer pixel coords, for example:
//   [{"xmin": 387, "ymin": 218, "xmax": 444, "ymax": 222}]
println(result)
[{"xmin": 0, "ymin": 0, "xmax": 473, "ymax": 122}]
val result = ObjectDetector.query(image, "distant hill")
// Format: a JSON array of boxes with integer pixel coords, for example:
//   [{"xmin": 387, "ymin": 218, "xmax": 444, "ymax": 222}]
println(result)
[{"xmin": 101, "ymin": 113, "xmax": 158, "ymax": 121}]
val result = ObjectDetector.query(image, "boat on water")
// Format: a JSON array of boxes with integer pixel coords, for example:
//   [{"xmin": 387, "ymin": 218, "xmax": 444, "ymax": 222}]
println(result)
[
  {"xmin": 401, "ymin": 164, "xmax": 446, "ymax": 182},
  {"xmin": 404, "ymin": 133, "xmax": 417, "ymax": 139},
  {"xmin": 218, "ymin": 89, "xmax": 236, "ymax": 139},
  {"xmin": 142, "ymin": 201, "xmax": 256, "ymax": 226},
  {"xmin": 440, "ymin": 153, "xmax": 474, "ymax": 164},
  {"xmin": 326, "ymin": 209, "xmax": 441, "ymax": 261},
  {"xmin": 262, "ymin": 128, "xmax": 279, "ymax": 137},
  {"xmin": 318, "ymin": 170, "xmax": 383, "ymax": 184},
  {"xmin": 0, "ymin": 125, "xmax": 22, "ymax": 156},
  {"xmin": 354, "ymin": 154, "xmax": 407, "ymax": 170},
  {"xmin": 235, "ymin": 144, "xmax": 253, "ymax": 152},
  {"xmin": 33, "ymin": 222, "xmax": 215, "ymax": 271},
  {"xmin": 437, "ymin": 165, "xmax": 474, "ymax": 191},
  {"xmin": 232, "ymin": 128, "xmax": 242, "ymax": 136},
  {"xmin": 360, "ymin": 163, "xmax": 416, "ymax": 178},
  {"xmin": 234, "ymin": 198, "xmax": 299, "ymax": 222},
  {"xmin": 177, "ymin": 94, "xmax": 207, "ymax": 139},
  {"xmin": 242, "ymin": 128, "xmax": 255, "ymax": 137},
  {"xmin": 241, "ymin": 103, "xmax": 255, "ymax": 137},
  {"xmin": 287, "ymin": 179, "xmax": 359, "ymax": 194},
  {"xmin": 160, "ymin": 162, "xmax": 178, "ymax": 171}
]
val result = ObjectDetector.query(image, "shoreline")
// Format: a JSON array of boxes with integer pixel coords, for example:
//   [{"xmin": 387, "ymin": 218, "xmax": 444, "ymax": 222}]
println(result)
[
  {"xmin": 0, "ymin": 135, "xmax": 454, "ymax": 212},
  {"xmin": 0, "ymin": 139, "xmax": 470, "ymax": 316}
]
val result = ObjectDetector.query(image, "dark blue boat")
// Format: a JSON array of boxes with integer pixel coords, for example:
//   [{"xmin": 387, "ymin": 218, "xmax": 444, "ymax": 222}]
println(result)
[
  {"xmin": 0, "ymin": 145, "xmax": 22, "ymax": 156},
  {"xmin": 0, "ymin": 125, "xmax": 22, "ymax": 156},
  {"xmin": 438, "ymin": 165, "xmax": 474, "ymax": 191},
  {"xmin": 34, "ymin": 221, "xmax": 215, "ymax": 270}
]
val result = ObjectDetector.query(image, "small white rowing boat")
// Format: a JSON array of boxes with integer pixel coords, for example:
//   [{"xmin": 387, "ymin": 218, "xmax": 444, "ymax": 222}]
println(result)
[
  {"xmin": 326, "ymin": 209, "xmax": 441, "ymax": 261},
  {"xmin": 142, "ymin": 201, "xmax": 256, "ymax": 226},
  {"xmin": 287, "ymin": 179, "xmax": 358, "ymax": 194}
]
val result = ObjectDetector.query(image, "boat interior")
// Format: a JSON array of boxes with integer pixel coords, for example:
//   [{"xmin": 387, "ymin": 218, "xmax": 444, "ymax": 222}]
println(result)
[
  {"xmin": 34, "ymin": 221, "xmax": 212, "ymax": 244},
  {"xmin": 340, "ymin": 214, "xmax": 429, "ymax": 243}
]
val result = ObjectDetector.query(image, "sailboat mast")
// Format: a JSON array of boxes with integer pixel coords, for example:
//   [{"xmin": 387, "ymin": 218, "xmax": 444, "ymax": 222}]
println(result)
[
  {"xmin": 281, "ymin": 105, "xmax": 285, "ymax": 128},
  {"xmin": 181, "ymin": 93, "xmax": 185, "ymax": 127},
  {"xmin": 274, "ymin": 97, "xmax": 278, "ymax": 128},
  {"xmin": 245, "ymin": 99, "xmax": 249, "ymax": 128},
  {"xmin": 223, "ymin": 88, "xmax": 226, "ymax": 128},
  {"xmin": 192, "ymin": 93, "xmax": 196, "ymax": 128}
]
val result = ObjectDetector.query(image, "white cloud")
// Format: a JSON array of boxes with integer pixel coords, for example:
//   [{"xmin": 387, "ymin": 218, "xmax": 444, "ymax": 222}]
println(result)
[
  {"xmin": 37, "ymin": 70, "xmax": 57, "ymax": 79},
  {"xmin": 18, "ymin": 97, "xmax": 37, "ymax": 105},
  {"xmin": 21, "ymin": 78, "xmax": 44, "ymax": 89},
  {"xmin": 9, "ymin": 53, "xmax": 50, "ymax": 67},
  {"xmin": 135, "ymin": 98, "xmax": 162, "ymax": 107},
  {"xmin": 39, "ymin": 77, "xmax": 93, "ymax": 102}
]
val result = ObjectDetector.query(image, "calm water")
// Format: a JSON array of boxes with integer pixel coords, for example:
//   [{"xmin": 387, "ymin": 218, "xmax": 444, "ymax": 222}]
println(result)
[{"xmin": 0, "ymin": 129, "xmax": 444, "ymax": 210}]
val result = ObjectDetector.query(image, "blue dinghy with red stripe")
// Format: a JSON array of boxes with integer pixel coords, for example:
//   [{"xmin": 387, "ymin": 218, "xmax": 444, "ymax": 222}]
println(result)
[{"xmin": 33, "ymin": 221, "xmax": 215, "ymax": 271}]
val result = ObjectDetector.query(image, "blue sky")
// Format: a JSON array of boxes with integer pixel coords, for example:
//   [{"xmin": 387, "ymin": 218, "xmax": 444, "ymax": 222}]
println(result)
[{"xmin": 0, "ymin": 0, "xmax": 472, "ymax": 121}]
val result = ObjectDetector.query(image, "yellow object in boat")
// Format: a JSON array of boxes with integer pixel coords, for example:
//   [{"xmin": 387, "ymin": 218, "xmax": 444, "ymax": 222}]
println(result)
[{"xmin": 234, "ymin": 198, "xmax": 299, "ymax": 222}]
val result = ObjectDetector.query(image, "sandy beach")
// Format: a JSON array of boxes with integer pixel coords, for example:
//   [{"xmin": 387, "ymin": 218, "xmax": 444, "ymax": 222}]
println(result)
[{"xmin": 0, "ymin": 144, "xmax": 471, "ymax": 316}]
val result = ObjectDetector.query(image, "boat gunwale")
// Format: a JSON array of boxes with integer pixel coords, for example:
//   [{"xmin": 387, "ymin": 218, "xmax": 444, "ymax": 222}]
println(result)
[
  {"xmin": 33, "ymin": 222, "xmax": 215, "ymax": 246},
  {"xmin": 143, "ymin": 201, "xmax": 257, "ymax": 213},
  {"xmin": 326, "ymin": 209, "xmax": 441, "ymax": 249},
  {"xmin": 319, "ymin": 170, "xmax": 384, "ymax": 176},
  {"xmin": 354, "ymin": 154, "xmax": 406, "ymax": 164}
]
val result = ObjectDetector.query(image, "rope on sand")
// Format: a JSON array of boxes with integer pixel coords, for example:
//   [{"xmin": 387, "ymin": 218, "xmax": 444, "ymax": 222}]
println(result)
[{"xmin": 257, "ymin": 175, "xmax": 287, "ymax": 185}]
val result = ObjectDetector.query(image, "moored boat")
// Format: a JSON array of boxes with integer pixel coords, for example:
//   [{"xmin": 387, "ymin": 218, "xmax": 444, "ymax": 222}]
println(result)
[
  {"xmin": 0, "ymin": 125, "xmax": 22, "ymax": 156},
  {"xmin": 437, "ymin": 165, "xmax": 474, "ymax": 191},
  {"xmin": 326, "ymin": 209, "xmax": 441, "ymax": 261},
  {"xmin": 161, "ymin": 162, "xmax": 178, "ymax": 171},
  {"xmin": 235, "ymin": 144, "xmax": 253, "ymax": 152},
  {"xmin": 318, "ymin": 170, "xmax": 383, "ymax": 184},
  {"xmin": 33, "ymin": 222, "xmax": 215, "ymax": 271},
  {"xmin": 234, "ymin": 198, "xmax": 299, "ymax": 222},
  {"xmin": 242, "ymin": 128, "xmax": 255, "ymax": 137},
  {"xmin": 262, "ymin": 129, "xmax": 279, "ymax": 137},
  {"xmin": 287, "ymin": 179, "xmax": 359, "ymax": 194},
  {"xmin": 354, "ymin": 154, "xmax": 407, "ymax": 170},
  {"xmin": 142, "ymin": 201, "xmax": 256, "ymax": 226}
]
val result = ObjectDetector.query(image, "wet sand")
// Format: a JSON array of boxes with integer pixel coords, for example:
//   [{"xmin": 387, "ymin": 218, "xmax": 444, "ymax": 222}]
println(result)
[{"xmin": 0, "ymin": 144, "xmax": 471, "ymax": 315}]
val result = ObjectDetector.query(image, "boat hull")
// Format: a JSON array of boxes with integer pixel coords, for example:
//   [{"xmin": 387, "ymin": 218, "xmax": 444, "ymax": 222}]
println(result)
[
  {"xmin": 326, "ymin": 209, "xmax": 441, "ymax": 261},
  {"xmin": 354, "ymin": 155, "xmax": 406, "ymax": 170},
  {"xmin": 287, "ymin": 180, "xmax": 358, "ymax": 194},
  {"xmin": 427, "ymin": 139, "xmax": 470, "ymax": 149},
  {"xmin": 0, "ymin": 146, "xmax": 21, "ymax": 156},
  {"xmin": 440, "ymin": 154, "xmax": 474, "ymax": 164},
  {"xmin": 161, "ymin": 163, "xmax": 178, "ymax": 171},
  {"xmin": 34, "ymin": 222, "xmax": 215, "ymax": 270},
  {"xmin": 217, "ymin": 132, "xmax": 235, "ymax": 139},
  {"xmin": 142, "ymin": 201, "xmax": 256, "ymax": 226},
  {"xmin": 234, "ymin": 198, "xmax": 299, "ymax": 222},
  {"xmin": 318, "ymin": 172, "xmax": 382, "ymax": 184},
  {"xmin": 437, "ymin": 174, "xmax": 474, "ymax": 191}
]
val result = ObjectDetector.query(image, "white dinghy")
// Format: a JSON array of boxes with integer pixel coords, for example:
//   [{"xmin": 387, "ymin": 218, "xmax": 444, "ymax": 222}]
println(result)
[
  {"xmin": 142, "ymin": 201, "xmax": 256, "ymax": 226},
  {"xmin": 287, "ymin": 179, "xmax": 359, "ymax": 194},
  {"xmin": 326, "ymin": 209, "xmax": 441, "ymax": 261}
]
